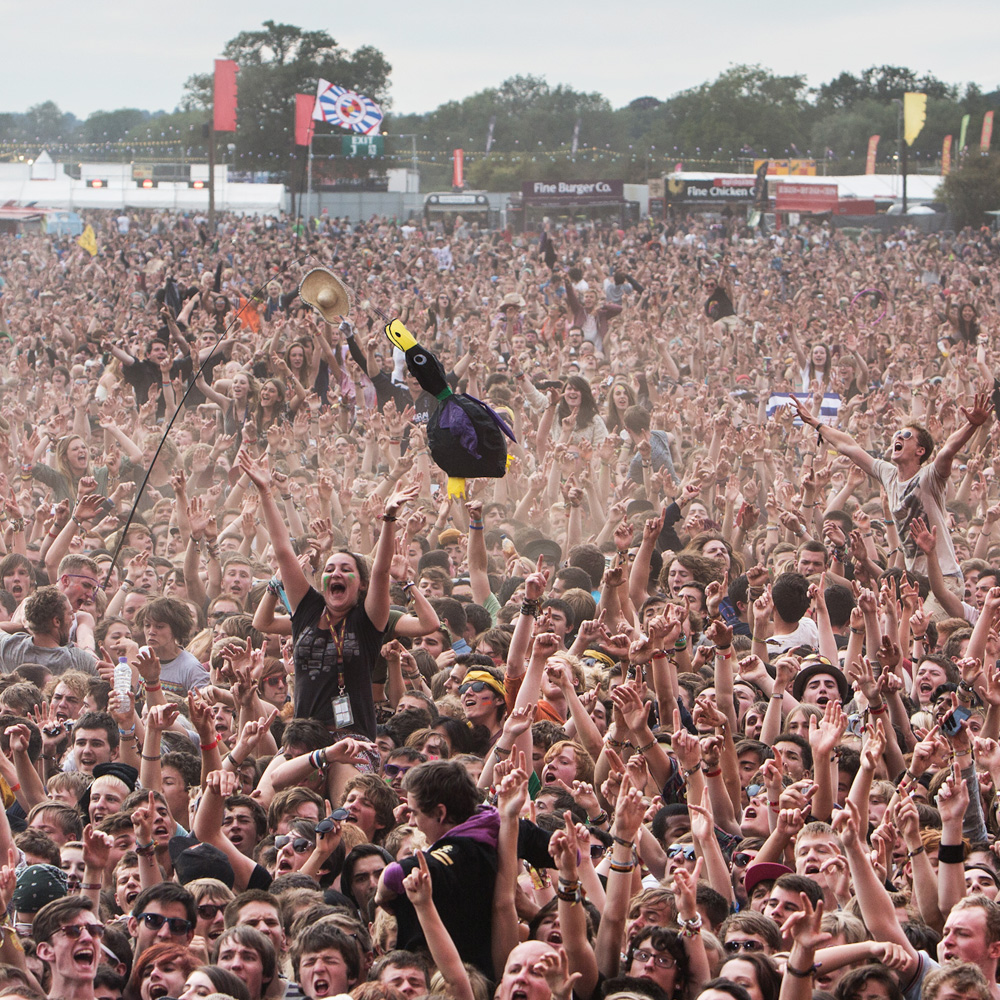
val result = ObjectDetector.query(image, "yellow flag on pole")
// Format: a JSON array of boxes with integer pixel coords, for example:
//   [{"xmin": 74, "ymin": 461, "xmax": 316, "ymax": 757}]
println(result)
[
  {"xmin": 77, "ymin": 225, "xmax": 97, "ymax": 257},
  {"xmin": 904, "ymin": 93, "xmax": 927, "ymax": 147}
]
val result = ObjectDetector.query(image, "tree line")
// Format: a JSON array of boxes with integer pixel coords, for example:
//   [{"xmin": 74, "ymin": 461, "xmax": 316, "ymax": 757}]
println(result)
[{"xmin": 1, "ymin": 22, "xmax": 998, "ymax": 191}]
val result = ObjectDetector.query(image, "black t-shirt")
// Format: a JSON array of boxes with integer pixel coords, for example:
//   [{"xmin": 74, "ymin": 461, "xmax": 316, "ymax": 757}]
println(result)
[
  {"xmin": 392, "ymin": 834, "xmax": 498, "ymax": 978},
  {"xmin": 123, "ymin": 356, "xmax": 189, "ymax": 405},
  {"xmin": 290, "ymin": 588, "xmax": 385, "ymax": 739},
  {"xmin": 705, "ymin": 287, "xmax": 735, "ymax": 320}
]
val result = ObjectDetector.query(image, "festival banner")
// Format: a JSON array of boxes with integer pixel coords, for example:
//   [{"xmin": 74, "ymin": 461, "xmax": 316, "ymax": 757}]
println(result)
[
  {"xmin": 213, "ymin": 59, "xmax": 238, "ymax": 132},
  {"xmin": 942, "ymin": 135, "xmax": 952, "ymax": 175},
  {"xmin": 312, "ymin": 80, "xmax": 384, "ymax": 135},
  {"xmin": 903, "ymin": 93, "xmax": 927, "ymax": 146},
  {"xmin": 295, "ymin": 95, "xmax": 315, "ymax": 146},
  {"xmin": 865, "ymin": 135, "xmax": 880, "ymax": 175},
  {"xmin": 981, "ymin": 111, "xmax": 994, "ymax": 152},
  {"xmin": 959, "ymin": 114, "xmax": 971, "ymax": 153},
  {"xmin": 452, "ymin": 149, "xmax": 465, "ymax": 189}
]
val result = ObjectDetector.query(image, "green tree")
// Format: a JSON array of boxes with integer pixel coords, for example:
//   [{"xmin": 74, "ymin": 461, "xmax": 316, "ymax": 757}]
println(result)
[
  {"xmin": 181, "ymin": 21, "xmax": 391, "ymax": 170},
  {"xmin": 938, "ymin": 154, "xmax": 1000, "ymax": 228},
  {"xmin": 18, "ymin": 101, "xmax": 76, "ymax": 143},
  {"xmin": 659, "ymin": 65, "xmax": 811, "ymax": 158},
  {"xmin": 77, "ymin": 108, "xmax": 148, "ymax": 144}
]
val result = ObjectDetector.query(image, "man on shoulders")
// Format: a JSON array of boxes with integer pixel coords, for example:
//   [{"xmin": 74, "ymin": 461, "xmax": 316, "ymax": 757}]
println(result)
[{"xmin": 0, "ymin": 587, "xmax": 96, "ymax": 675}]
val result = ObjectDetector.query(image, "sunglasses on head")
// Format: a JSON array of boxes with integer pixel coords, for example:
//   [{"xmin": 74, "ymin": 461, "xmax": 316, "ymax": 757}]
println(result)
[
  {"xmin": 196, "ymin": 903, "xmax": 226, "ymax": 921},
  {"xmin": 733, "ymin": 853, "xmax": 755, "ymax": 868},
  {"xmin": 459, "ymin": 680, "xmax": 492, "ymax": 695},
  {"xmin": 57, "ymin": 922, "xmax": 105, "ymax": 940},
  {"xmin": 724, "ymin": 939, "xmax": 764, "ymax": 954},
  {"xmin": 140, "ymin": 912, "xmax": 192, "ymax": 935},
  {"xmin": 667, "ymin": 845, "xmax": 696, "ymax": 860},
  {"xmin": 274, "ymin": 835, "xmax": 313, "ymax": 854}
]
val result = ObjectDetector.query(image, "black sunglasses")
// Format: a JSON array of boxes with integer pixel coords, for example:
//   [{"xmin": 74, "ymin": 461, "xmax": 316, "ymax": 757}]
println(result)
[
  {"xmin": 724, "ymin": 939, "xmax": 764, "ymax": 953},
  {"xmin": 316, "ymin": 809, "xmax": 350, "ymax": 834},
  {"xmin": 733, "ymin": 853, "xmax": 755, "ymax": 868},
  {"xmin": 140, "ymin": 912, "xmax": 192, "ymax": 935},
  {"xmin": 274, "ymin": 835, "xmax": 313, "ymax": 854},
  {"xmin": 196, "ymin": 903, "xmax": 226, "ymax": 921},
  {"xmin": 458, "ymin": 680, "xmax": 491, "ymax": 695}
]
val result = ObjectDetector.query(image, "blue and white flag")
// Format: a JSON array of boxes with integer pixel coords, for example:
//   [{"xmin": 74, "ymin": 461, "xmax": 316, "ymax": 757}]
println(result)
[
  {"xmin": 767, "ymin": 392, "xmax": 842, "ymax": 426},
  {"xmin": 313, "ymin": 80, "xmax": 384, "ymax": 135}
]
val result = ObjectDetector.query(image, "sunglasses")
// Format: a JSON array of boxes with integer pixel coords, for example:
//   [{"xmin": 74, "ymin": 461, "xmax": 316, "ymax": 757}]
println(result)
[
  {"xmin": 746, "ymin": 784, "xmax": 764, "ymax": 799},
  {"xmin": 274, "ymin": 835, "xmax": 313, "ymax": 854},
  {"xmin": 383, "ymin": 763, "xmax": 415, "ymax": 779},
  {"xmin": 724, "ymin": 939, "xmax": 764, "ymax": 954},
  {"xmin": 196, "ymin": 903, "xmax": 226, "ymax": 921},
  {"xmin": 139, "ymin": 912, "xmax": 192, "ymax": 935},
  {"xmin": 733, "ymin": 853, "xmax": 755, "ymax": 868},
  {"xmin": 590, "ymin": 844, "xmax": 606, "ymax": 860},
  {"xmin": 208, "ymin": 612, "xmax": 230, "ymax": 623},
  {"xmin": 57, "ymin": 923, "xmax": 106, "ymax": 940},
  {"xmin": 458, "ymin": 680, "xmax": 492, "ymax": 695},
  {"xmin": 667, "ymin": 845, "xmax": 696, "ymax": 860},
  {"xmin": 895, "ymin": 429, "xmax": 915, "ymax": 440},
  {"xmin": 316, "ymin": 809, "xmax": 350, "ymax": 834}
]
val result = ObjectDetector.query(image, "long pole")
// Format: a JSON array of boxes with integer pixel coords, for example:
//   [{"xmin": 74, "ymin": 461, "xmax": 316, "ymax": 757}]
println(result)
[
  {"xmin": 902, "ymin": 139, "xmax": 908, "ymax": 215},
  {"xmin": 208, "ymin": 121, "xmax": 216, "ymax": 230},
  {"xmin": 306, "ymin": 135, "xmax": 313, "ymax": 221}
]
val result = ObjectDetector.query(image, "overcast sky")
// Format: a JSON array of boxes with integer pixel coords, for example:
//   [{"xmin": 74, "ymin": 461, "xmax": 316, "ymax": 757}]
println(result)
[{"xmin": 3, "ymin": 0, "xmax": 998, "ymax": 121}]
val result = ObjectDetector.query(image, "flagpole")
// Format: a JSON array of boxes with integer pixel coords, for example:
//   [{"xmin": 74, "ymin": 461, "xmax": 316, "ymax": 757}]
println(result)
[{"xmin": 306, "ymin": 135, "xmax": 313, "ymax": 222}]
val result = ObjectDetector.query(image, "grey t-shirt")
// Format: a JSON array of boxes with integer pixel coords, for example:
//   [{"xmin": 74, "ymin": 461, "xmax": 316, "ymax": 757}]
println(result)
[
  {"xmin": 0, "ymin": 634, "xmax": 97, "ymax": 675},
  {"xmin": 158, "ymin": 649, "xmax": 210, "ymax": 696}
]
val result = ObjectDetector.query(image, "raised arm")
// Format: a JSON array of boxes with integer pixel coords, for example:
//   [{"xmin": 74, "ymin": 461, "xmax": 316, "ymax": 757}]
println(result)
[{"xmin": 933, "ymin": 391, "xmax": 991, "ymax": 480}]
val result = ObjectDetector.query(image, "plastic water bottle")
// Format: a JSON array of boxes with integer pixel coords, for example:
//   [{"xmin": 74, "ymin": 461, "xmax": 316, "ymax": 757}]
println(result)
[{"xmin": 114, "ymin": 657, "xmax": 131, "ymax": 702}]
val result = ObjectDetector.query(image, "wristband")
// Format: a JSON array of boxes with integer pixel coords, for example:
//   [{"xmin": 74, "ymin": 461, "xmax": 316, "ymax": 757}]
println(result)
[
  {"xmin": 200, "ymin": 738, "xmax": 220, "ymax": 752},
  {"xmin": 589, "ymin": 811, "xmax": 609, "ymax": 825},
  {"xmin": 119, "ymin": 726, "xmax": 135, "ymax": 737},
  {"xmin": 469, "ymin": 523, "xmax": 484, "ymax": 530},
  {"xmin": 702, "ymin": 767, "xmax": 722, "ymax": 778},
  {"xmin": 493, "ymin": 746, "xmax": 511, "ymax": 758},
  {"xmin": 381, "ymin": 514, "xmax": 397, "ymax": 522},
  {"xmin": 635, "ymin": 738, "xmax": 657, "ymax": 754},
  {"xmin": 144, "ymin": 683, "xmax": 161, "ymax": 693},
  {"xmin": 869, "ymin": 702, "xmax": 888, "ymax": 714},
  {"xmin": 937, "ymin": 843, "xmax": 965, "ymax": 864},
  {"xmin": 651, "ymin": 651, "xmax": 667, "ymax": 660},
  {"xmin": 608, "ymin": 859, "xmax": 636, "ymax": 873},
  {"xmin": 611, "ymin": 834, "xmax": 634, "ymax": 848},
  {"xmin": 8, "ymin": 783, "xmax": 19, "ymax": 793},
  {"xmin": 141, "ymin": 753, "xmax": 161, "ymax": 762},
  {"xmin": 786, "ymin": 965, "xmax": 816, "ymax": 979},
  {"xmin": 907, "ymin": 844, "xmax": 926, "ymax": 858}
]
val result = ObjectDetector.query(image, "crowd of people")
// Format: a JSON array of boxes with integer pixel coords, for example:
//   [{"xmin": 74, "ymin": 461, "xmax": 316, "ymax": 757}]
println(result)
[{"xmin": 0, "ymin": 204, "xmax": 996, "ymax": 1000}]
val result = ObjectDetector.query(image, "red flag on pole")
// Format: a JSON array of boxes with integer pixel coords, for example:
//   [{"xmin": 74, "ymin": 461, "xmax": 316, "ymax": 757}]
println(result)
[
  {"xmin": 452, "ymin": 149, "xmax": 464, "ymax": 189},
  {"xmin": 213, "ymin": 59, "xmax": 238, "ymax": 132},
  {"xmin": 295, "ymin": 94, "xmax": 316, "ymax": 146},
  {"xmin": 981, "ymin": 112, "xmax": 994, "ymax": 153}
]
